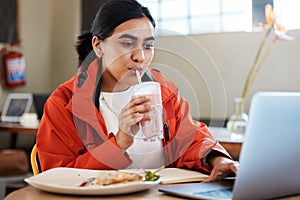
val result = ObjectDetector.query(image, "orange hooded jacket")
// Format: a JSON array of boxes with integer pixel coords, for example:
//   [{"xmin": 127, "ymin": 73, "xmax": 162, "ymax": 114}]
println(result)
[{"xmin": 36, "ymin": 59, "xmax": 231, "ymax": 173}]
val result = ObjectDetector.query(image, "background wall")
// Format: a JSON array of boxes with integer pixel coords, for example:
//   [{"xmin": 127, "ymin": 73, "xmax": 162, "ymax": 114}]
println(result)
[
  {"xmin": 152, "ymin": 30, "xmax": 300, "ymax": 122},
  {"xmin": 0, "ymin": 0, "xmax": 300, "ymax": 133},
  {"xmin": 0, "ymin": 0, "xmax": 80, "ymax": 149},
  {"xmin": 0, "ymin": 0, "xmax": 80, "ymax": 108}
]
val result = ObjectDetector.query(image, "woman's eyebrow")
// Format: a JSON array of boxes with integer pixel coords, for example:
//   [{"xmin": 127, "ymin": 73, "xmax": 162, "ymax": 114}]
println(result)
[
  {"xmin": 118, "ymin": 34, "xmax": 155, "ymax": 41},
  {"xmin": 144, "ymin": 36, "xmax": 155, "ymax": 41},
  {"xmin": 118, "ymin": 34, "xmax": 137, "ymax": 40}
]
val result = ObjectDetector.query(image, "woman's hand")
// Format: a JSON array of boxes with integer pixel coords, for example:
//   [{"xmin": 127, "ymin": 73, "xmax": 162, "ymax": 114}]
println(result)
[
  {"xmin": 203, "ymin": 156, "xmax": 239, "ymax": 183},
  {"xmin": 115, "ymin": 96, "xmax": 151, "ymax": 150}
]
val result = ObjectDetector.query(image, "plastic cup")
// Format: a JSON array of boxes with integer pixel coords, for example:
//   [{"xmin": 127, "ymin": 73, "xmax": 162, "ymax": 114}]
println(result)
[{"xmin": 132, "ymin": 82, "xmax": 164, "ymax": 142}]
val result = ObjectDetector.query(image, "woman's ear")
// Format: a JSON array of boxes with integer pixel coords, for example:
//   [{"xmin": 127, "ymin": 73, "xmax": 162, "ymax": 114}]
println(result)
[{"xmin": 92, "ymin": 36, "xmax": 103, "ymax": 57}]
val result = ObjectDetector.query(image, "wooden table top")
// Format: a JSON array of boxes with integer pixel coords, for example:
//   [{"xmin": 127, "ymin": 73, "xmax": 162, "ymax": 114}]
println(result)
[
  {"xmin": 5, "ymin": 184, "xmax": 300, "ymax": 200},
  {"xmin": 0, "ymin": 122, "xmax": 38, "ymax": 134},
  {"xmin": 4, "ymin": 184, "xmax": 184, "ymax": 200}
]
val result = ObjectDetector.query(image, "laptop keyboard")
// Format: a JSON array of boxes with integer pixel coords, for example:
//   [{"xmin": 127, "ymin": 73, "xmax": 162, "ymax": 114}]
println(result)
[{"xmin": 193, "ymin": 188, "xmax": 233, "ymax": 199}]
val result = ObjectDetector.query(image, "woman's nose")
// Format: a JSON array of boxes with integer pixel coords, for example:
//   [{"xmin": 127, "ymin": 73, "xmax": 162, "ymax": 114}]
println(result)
[{"xmin": 132, "ymin": 48, "xmax": 145, "ymax": 63}]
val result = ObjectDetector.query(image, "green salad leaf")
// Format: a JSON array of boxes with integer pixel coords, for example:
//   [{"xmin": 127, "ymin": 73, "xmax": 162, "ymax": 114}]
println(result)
[{"xmin": 144, "ymin": 166, "xmax": 165, "ymax": 181}]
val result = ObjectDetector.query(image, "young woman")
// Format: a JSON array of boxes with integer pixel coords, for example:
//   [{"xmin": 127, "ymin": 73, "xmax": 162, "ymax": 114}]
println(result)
[{"xmin": 36, "ymin": 0, "xmax": 238, "ymax": 182}]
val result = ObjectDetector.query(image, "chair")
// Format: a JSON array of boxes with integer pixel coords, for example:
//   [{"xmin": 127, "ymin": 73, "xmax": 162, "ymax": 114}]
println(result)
[
  {"xmin": 0, "ymin": 173, "xmax": 32, "ymax": 199},
  {"xmin": 30, "ymin": 144, "xmax": 41, "ymax": 175},
  {"xmin": 0, "ymin": 149, "xmax": 32, "ymax": 199}
]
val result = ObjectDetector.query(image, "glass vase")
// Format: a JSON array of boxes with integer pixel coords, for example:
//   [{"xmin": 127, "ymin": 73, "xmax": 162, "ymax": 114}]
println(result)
[{"xmin": 226, "ymin": 97, "xmax": 248, "ymax": 139}]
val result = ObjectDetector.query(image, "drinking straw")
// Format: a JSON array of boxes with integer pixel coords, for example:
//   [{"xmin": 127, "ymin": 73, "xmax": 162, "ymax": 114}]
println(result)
[{"xmin": 135, "ymin": 70, "xmax": 142, "ymax": 84}]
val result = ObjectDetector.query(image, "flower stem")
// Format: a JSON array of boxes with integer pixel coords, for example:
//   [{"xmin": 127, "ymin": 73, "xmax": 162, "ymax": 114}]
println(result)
[
  {"xmin": 230, "ymin": 27, "xmax": 273, "ymax": 133},
  {"xmin": 248, "ymin": 36, "xmax": 278, "ymax": 89},
  {"xmin": 241, "ymin": 26, "xmax": 273, "ymax": 99}
]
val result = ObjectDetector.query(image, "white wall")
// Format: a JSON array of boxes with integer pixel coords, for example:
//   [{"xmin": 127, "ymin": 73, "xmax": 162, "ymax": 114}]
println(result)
[
  {"xmin": 153, "ymin": 30, "xmax": 300, "ymax": 120},
  {"xmin": 50, "ymin": 0, "xmax": 81, "ymax": 86},
  {"xmin": 0, "ymin": 0, "xmax": 80, "ymax": 149},
  {"xmin": 0, "ymin": 0, "xmax": 80, "ymax": 108}
]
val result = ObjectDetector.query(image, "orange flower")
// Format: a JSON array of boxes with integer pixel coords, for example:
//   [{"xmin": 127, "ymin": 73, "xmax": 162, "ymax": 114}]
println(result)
[
  {"xmin": 261, "ymin": 4, "xmax": 294, "ymax": 41},
  {"xmin": 264, "ymin": 4, "xmax": 275, "ymax": 27}
]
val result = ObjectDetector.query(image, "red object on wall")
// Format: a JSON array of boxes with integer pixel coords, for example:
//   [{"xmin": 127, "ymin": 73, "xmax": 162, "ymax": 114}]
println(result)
[{"xmin": 0, "ymin": 43, "xmax": 26, "ymax": 88}]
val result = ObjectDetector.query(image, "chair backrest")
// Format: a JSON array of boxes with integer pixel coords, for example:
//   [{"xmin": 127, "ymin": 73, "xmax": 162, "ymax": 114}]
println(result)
[{"xmin": 30, "ymin": 144, "xmax": 41, "ymax": 175}]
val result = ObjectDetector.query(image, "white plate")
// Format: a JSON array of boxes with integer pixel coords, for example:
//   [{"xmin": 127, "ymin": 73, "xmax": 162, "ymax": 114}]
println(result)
[{"xmin": 25, "ymin": 167, "xmax": 160, "ymax": 195}]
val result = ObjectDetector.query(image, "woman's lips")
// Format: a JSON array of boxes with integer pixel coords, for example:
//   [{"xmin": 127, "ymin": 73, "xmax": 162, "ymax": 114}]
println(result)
[{"xmin": 129, "ymin": 66, "xmax": 143, "ymax": 75}]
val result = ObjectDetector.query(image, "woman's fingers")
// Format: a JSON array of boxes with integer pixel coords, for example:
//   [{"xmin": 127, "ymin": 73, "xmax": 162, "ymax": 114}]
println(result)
[
  {"xmin": 115, "ymin": 96, "xmax": 152, "ymax": 150},
  {"xmin": 203, "ymin": 159, "xmax": 239, "ymax": 183},
  {"xmin": 230, "ymin": 161, "xmax": 239, "ymax": 174},
  {"xmin": 118, "ymin": 96, "xmax": 151, "ymax": 136},
  {"xmin": 125, "ymin": 95, "xmax": 151, "ymax": 110},
  {"xmin": 120, "ymin": 96, "xmax": 150, "ymax": 116}
]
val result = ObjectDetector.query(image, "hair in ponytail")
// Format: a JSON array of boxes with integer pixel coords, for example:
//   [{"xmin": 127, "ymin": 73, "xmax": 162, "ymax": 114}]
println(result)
[{"xmin": 75, "ymin": 31, "xmax": 93, "ymax": 67}]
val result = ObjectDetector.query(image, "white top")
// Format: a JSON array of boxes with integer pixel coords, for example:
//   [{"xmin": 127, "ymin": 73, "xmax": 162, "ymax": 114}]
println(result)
[{"xmin": 99, "ymin": 86, "xmax": 165, "ymax": 169}]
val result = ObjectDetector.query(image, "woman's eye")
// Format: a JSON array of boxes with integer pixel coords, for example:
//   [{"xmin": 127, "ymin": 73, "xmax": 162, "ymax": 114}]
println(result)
[
  {"xmin": 121, "ymin": 42, "xmax": 134, "ymax": 47},
  {"xmin": 143, "ymin": 43, "xmax": 154, "ymax": 50}
]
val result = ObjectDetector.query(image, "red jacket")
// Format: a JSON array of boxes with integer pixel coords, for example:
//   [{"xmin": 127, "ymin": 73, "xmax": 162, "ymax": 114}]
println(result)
[{"xmin": 37, "ymin": 59, "xmax": 231, "ymax": 173}]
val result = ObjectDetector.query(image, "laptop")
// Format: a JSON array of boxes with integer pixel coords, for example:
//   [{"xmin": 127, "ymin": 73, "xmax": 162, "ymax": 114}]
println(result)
[
  {"xmin": 0, "ymin": 93, "xmax": 33, "ymax": 123},
  {"xmin": 159, "ymin": 92, "xmax": 300, "ymax": 199},
  {"xmin": 32, "ymin": 93, "xmax": 50, "ymax": 120}
]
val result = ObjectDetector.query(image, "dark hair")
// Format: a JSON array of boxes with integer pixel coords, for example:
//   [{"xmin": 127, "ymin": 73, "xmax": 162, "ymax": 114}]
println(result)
[{"xmin": 76, "ymin": 0, "xmax": 155, "ymax": 67}]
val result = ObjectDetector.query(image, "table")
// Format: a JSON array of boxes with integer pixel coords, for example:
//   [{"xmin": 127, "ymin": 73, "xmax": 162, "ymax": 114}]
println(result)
[
  {"xmin": 5, "ymin": 184, "xmax": 300, "ymax": 200},
  {"xmin": 4, "ymin": 185, "xmax": 182, "ymax": 200},
  {"xmin": 0, "ymin": 122, "xmax": 38, "ymax": 148},
  {"xmin": 0, "ymin": 122, "xmax": 38, "ymax": 133}
]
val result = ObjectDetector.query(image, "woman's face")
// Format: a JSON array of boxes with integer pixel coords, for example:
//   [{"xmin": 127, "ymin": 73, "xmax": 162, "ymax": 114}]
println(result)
[{"xmin": 96, "ymin": 17, "xmax": 155, "ymax": 91}]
